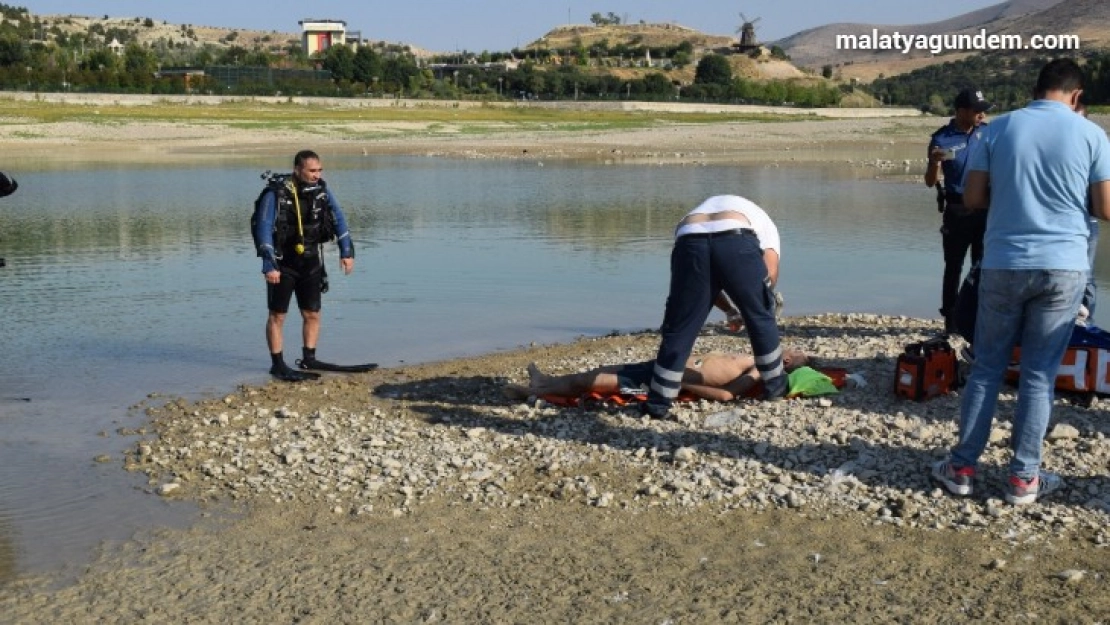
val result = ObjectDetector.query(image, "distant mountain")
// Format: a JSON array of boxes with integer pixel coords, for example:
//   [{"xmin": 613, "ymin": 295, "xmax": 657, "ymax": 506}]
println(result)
[
  {"xmin": 994, "ymin": 0, "xmax": 1110, "ymax": 48},
  {"xmin": 775, "ymin": 0, "xmax": 1083, "ymax": 76}
]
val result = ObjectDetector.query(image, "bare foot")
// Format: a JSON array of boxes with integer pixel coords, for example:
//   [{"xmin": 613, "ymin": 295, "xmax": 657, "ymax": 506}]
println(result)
[
  {"xmin": 503, "ymin": 384, "xmax": 532, "ymax": 400},
  {"xmin": 526, "ymin": 362, "xmax": 549, "ymax": 386}
]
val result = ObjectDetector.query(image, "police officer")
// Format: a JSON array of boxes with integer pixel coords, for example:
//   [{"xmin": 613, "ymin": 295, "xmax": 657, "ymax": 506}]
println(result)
[{"xmin": 925, "ymin": 87, "xmax": 992, "ymax": 334}]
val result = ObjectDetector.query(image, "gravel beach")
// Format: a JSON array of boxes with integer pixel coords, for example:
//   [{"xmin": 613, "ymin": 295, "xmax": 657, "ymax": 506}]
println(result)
[
  {"xmin": 1, "ymin": 100, "xmax": 1108, "ymax": 622},
  {"xmin": 2, "ymin": 315, "xmax": 1107, "ymax": 623}
]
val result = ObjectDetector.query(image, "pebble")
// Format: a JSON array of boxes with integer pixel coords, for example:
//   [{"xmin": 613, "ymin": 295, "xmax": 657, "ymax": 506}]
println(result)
[
  {"xmin": 1048, "ymin": 424, "xmax": 1080, "ymax": 440},
  {"xmin": 1056, "ymin": 569, "xmax": 1086, "ymax": 584}
]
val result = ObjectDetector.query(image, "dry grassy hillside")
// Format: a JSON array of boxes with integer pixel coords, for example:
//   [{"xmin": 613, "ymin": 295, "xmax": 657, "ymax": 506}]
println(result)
[
  {"xmin": 530, "ymin": 23, "xmax": 734, "ymax": 51},
  {"xmin": 995, "ymin": 0, "xmax": 1110, "ymax": 49},
  {"xmin": 529, "ymin": 23, "xmax": 810, "ymax": 82},
  {"xmin": 40, "ymin": 13, "xmax": 298, "ymax": 51}
]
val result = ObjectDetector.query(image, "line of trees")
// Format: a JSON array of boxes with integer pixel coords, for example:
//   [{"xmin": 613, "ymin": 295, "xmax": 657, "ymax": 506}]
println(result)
[
  {"xmin": 868, "ymin": 51, "xmax": 1110, "ymax": 113},
  {"xmin": 317, "ymin": 46, "xmax": 840, "ymax": 106}
]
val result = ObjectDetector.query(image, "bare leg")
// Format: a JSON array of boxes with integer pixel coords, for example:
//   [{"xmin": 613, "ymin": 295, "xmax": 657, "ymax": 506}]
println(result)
[
  {"xmin": 266, "ymin": 311, "xmax": 286, "ymax": 354},
  {"xmin": 528, "ymin": 363, "xmax": 622, "ymax": 396},
  {"xmin": 301, "ymin": 309, "xmax": 321, "ymax": 351}
]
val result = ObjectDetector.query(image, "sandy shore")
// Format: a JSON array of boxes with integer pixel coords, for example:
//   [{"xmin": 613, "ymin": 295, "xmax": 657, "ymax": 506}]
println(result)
[
  {"xmin": 1, "ymin": 102, "xmax": 1108, "ymax": 621},
  {"xmin": 3, "ymin": 92, "xmax": 938, "ymax": 167}
]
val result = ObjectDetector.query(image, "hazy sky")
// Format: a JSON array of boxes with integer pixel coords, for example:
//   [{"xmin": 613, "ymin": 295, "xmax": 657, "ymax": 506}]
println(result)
[{"xmin": 23, "ymin": 0, "xmax": 1007, "ymax": 52}]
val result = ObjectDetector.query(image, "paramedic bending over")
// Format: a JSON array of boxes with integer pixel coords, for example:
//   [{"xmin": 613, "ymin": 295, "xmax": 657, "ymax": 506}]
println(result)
[{"xmin": 644, "ymin": 195, "xmax": 787, "ymax": 419}]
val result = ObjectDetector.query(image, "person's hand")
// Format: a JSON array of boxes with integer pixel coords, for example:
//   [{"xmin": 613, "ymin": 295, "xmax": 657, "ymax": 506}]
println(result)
[
  {"xmin": 340, "ymin": 257, "xmax": 354, "ymax": 275},
  {"xmin": 264, "ymin": 269, "xmax": 281, "ymax": 284}
]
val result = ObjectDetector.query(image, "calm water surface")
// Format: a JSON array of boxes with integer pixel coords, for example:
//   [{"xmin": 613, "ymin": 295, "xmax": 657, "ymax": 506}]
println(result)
[{"xmin": 3, "ymin": 156, "xmax": 1109, "ymax": 581}]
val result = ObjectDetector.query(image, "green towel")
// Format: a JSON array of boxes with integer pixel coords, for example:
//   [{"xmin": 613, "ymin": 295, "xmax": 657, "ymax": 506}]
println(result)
[{"xmin": 787, "ymin": 366, "xmax": 839, "ymax": 397}]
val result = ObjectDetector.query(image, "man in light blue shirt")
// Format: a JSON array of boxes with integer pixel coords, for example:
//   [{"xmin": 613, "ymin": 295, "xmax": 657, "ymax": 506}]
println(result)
[{"xmin": 932, "ymin": 58, "xmax": 1110, "ymax": 505}]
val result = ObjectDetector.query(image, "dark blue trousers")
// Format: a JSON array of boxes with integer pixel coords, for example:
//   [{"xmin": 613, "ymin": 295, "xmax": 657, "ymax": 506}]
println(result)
[{"xmin": 646, "ymin": 230, "xmax": 785, "ymax": 415}]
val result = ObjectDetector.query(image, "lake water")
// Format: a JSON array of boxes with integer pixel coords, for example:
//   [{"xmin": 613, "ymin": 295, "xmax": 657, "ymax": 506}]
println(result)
[{"xmin": 3, "ymin": 155, "xmax": 1109, "ymax": 581}]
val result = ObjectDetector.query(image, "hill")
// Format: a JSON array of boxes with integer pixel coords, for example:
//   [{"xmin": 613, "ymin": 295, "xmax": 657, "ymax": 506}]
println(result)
[
  {"xmin": 34, "ymin": 12, "xmax": 437, "ymax": 58},
  {"xmin": 38, "ymin": 13, "xmax": 299, "ymax": 53},
  {"xmin": 529, "ymin": 23, "xmax": 734, "ymax": 52},
  {"xmin": 527, "ymin": 22, "xmax": 810, "ymax": 82},
  {"xmin": 994, "ymin": 0, "xmax": 1110, "ymax": 49},
  {"xmin": 775, "ymin": 0, "xmax": 1076, "ymax": 79}
]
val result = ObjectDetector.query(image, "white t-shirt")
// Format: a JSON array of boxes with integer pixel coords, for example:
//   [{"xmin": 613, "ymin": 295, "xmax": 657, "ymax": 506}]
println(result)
[{"xmin": 674, "ymin": 195, "xmax": 780, "ymax": 256}]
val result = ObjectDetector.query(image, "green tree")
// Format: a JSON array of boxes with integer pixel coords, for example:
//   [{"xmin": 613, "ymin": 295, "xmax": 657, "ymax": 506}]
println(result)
[
  {"xmin": 352, "ymin": 46, "xmax": 382, "ymax": 85},
  {"xmin": 322, "ymin": 44, "xmax": 355, "ymax": 81},
  {"xmin": 694, "ymin": 54, "xmax": 732, "ymax": 86},
  {"xmin": 641, "ymin": 72, "xmax": 672, "ymax": 96},
  {"xmin": 80, "ymin": 48, "xmax": 117, "ymax": 72},
  {"xmin": 123, "ymin": 42, "xmax": 156, "ymax": 75},
  {"xmin": 216, "ymin": 45, "xmax": 249, "ymax": 66},
  {"xmin": 243, "ymin": 49, "xmax": 272, "ymax": 67},
  {"xmin": 0, "ymin": 35, "xmax": 25, "ymax": 66}
]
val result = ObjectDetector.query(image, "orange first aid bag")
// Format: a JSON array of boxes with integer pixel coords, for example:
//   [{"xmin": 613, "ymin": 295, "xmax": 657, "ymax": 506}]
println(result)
[{"xmin": 894, "ymin": 338, "xmax": 959, "ymax": 401}]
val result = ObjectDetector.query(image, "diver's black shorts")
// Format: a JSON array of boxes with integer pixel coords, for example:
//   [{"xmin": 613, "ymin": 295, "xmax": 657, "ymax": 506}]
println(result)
[{"xmin": 267, "ymin": 263, "xmax": 324, "ymax": 313}]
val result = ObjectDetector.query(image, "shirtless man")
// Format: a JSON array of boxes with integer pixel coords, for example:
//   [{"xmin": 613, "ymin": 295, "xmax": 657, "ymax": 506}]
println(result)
[{"xmin": 506, "ymin": 347, "xmax": 809, "ymax": 402}]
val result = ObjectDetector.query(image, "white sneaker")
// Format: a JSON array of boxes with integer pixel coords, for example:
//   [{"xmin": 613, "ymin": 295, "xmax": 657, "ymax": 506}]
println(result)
[
  {"xmin": 1077, "ymin": 305, "xmax": 1090, "ymax": 327},
  {"xmin": 1005, "ymin": 471, "xmax": 1064, "ymax": 506}
]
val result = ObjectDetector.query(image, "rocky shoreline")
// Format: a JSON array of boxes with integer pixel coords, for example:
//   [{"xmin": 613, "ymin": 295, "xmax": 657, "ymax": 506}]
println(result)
[
  {"xmin": 2, "ymin": 314, "xmax": 1107, "ymax": 621},
  {"xmin": 125, "ymin": 314, "xmax": 1110, "ymax": 541}
]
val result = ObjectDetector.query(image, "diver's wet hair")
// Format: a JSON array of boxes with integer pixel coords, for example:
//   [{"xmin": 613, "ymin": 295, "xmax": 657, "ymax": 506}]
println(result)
[{"xmin": 294, "ymin": 149, "xmax": 320, "ymax": 168}]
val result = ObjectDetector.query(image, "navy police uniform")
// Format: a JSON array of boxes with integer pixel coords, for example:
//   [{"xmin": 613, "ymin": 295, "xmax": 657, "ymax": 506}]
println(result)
[{"xmin": 645, "ymin": 195, "xmax": 786, "ymax": 418}]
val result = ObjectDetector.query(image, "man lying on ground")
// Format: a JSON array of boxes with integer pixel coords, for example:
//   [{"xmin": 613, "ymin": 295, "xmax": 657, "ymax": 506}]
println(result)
[{"xmin": 505, "ymin": 348, "xmax": 809, "ymax": 403}]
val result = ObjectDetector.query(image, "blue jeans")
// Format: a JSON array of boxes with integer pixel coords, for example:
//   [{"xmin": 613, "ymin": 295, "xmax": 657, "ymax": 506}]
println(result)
[{"xmin": 952, "ymin": 269, "xmax": 1084, "ymax": 479}]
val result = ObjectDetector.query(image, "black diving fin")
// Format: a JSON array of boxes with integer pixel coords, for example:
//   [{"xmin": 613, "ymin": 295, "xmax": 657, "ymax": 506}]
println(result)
[{"xmin": 296, "ymin": 358, "xmax": 378, "ymax": 373}]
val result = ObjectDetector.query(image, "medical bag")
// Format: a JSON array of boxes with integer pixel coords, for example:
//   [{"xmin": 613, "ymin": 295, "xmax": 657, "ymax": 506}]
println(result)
[{"xmin": 894, "ymin": 338, "xmax": 959, "ymax": 401}]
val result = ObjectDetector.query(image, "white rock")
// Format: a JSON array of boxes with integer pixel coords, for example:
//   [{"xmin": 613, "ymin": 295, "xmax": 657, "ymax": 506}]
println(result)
[
  {"xmin": 1048, "ymin": 424, "xmax": 1081, "ymax": 440},
  {"xmin": 704, "ymin": 410, "xmax": 743, "ymax": 429},
  {"xmin": 674, "ymin": 447, "xmax": 697, "ymax": 463},
  {"xmin": 1056, "ymin": 569, "xmax": 1085, "ymax": 584}
]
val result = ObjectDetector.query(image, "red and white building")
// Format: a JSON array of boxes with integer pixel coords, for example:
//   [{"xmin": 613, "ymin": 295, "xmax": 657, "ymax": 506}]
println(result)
[{"xmin": 299, "ymin": 19, "xmax": 347, "ymax": 56}]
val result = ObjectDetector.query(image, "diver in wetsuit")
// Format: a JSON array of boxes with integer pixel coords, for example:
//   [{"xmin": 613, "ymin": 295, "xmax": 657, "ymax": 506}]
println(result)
[{"xmin": 253, "ymin": 150, "xmax": 355, "ymax": 381}]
